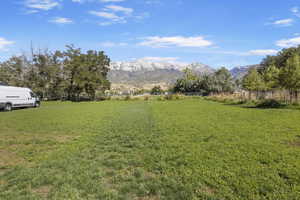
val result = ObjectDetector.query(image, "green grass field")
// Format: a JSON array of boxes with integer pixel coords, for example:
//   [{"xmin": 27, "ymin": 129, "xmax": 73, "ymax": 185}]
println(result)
[{"xmin": 1, "ymin": 99, "xmax": 300, "ymax": 200}]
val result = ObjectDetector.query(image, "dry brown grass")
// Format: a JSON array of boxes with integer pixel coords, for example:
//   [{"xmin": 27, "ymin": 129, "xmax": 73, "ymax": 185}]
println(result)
[
  {"xmin": 196, "ymin": 186, "xmax": 216, "ymax": 196},
  {"xmin": 288, "ymin": 140, "xmax": 300, "ymax": 147},
  {"xmin": 0, "ymin": 150, "xmax": 25, "ymax": 167},
  {"xmin": 32, "ymin": 185, "xmax": 52, "ymax": 199}
]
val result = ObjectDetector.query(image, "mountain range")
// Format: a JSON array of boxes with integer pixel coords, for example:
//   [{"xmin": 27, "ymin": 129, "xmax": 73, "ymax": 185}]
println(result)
[{"xmin": 108, "ymin": 60, "xmax": 257, "ymax": 91}]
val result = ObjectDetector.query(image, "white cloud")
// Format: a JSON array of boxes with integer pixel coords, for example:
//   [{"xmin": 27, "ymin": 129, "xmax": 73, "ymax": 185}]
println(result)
[
  {"xmin": 89, "ymin": 4, "xmax": 135, "ymax": 25},
  {"xmin": 24, "ymin": 0, "xmax": 60, "ymax": 11},
  {"xmin": 100, "ymin": 41, "xmax": 128, "ymax": 47},
  {"xmin": 104, "ymin": 5, "xmax": 133, "ymax": 15},
  {"xmin": 89, "ymin": 11, "xmax": 125, "ymax": 23},
  {"xmin": 138, "ymin": 36, "xmax": 213, "ymax": 48},
  {"xmin": 272, "ymin": 18, "xmax": 294, "ymax": 26},
  {"xmin": 247, "ymin": 49, "xmax": 278, "ymax": 56},
  {"xmin": 49, "ymin": 17, "xmax": 73, "ymax": 24},
  {"xmin": 276, "ymin": 36, "xmax": 300, "ymax": 48},
  {"xmin": 202, "ymin": 49, "xmax": 278, "ymax": 57},
  {"xmin": 291, "ymin": 6, "xmax": 300, "ymax": 17},
  {"xmin": 0, "ymin": 37, "xmax": 15, "ymax": 50}
]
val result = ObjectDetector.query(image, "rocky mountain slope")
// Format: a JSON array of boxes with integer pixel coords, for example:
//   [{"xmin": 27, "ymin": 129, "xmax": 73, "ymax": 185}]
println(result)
[
  {"xmin": 230, "ymin": 64, "xmax": 260, "ymax": 79},
  {"xmin": 108, "ymin": 61, "xmax": 214, "ymax": 88},
  {"xmin": 108, "ymin": 60, "xmax": 259, "ymax": 91}
]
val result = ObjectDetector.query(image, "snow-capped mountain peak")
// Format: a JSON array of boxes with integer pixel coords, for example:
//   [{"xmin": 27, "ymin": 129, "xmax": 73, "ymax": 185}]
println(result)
[{"xmin": 110, "ymin": 60, "xmax": 213, "ymax": 73}]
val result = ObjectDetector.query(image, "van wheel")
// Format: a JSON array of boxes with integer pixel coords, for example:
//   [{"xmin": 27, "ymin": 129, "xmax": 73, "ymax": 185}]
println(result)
[
  {"xmin": 4, "ymin": 103, "xmax": 12, "ymax": 112},
  {"xmin": 35, "ymin": 102, "xmax": 40, "ymax": 108}
]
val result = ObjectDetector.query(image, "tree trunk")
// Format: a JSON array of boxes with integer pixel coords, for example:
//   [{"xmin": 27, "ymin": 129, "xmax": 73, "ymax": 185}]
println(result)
[{"xmin": 290, "ymin": 90, "xmax": 293, "ymax": 104}]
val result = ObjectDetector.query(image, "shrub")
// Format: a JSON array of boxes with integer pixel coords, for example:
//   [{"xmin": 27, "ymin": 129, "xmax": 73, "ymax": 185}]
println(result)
[
  {"xmin": 95, "ymin": 91, "xmax": 108, "ymax": 101},
  {"xmin": 144, "ymin": 96, "xmax": 150, "ymax": 101},
  {"xmin": 173, "ymin": 94, "xmax": 181, "ymax": 100},
  {"xmin": 164, "ymin": 94, "xmax": 174, "ymax": 100},
  {"xmin": 150, "ymin": 86, "xmax": 163, "ymax": 95},
  {"xmin": 256, "ymin": 99, "xmax": 283, "ymax": 108},
  {"xmin": 157, "ymin": 96, "xmax": 164, "ymax": 101},
  {"xmin": 124, "ymin": 95, "xmax": 131, "ymax": 101}
]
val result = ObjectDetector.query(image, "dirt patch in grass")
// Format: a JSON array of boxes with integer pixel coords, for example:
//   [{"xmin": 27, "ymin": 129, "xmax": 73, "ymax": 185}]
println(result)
[
  {"xmin": 288, "ymin": 140, "xmax": 300, "ymax": 147},
  {"xmin": 32, "ymin": 185, "xmax": 52, "ymax": 199},
  {"xmin": 1, "ymin": 134, "xmax": 79, "ymax": 146},
  {"xmin": 0, "ymin": 150, "xmax": 25, "ymax": 167},
  {"xmin": 286, "ymin": 136, "xmax": 300, "ymax": 147},
  {"xmin": 0, "ymin": 179, "xmax": 6, "ymax": 185},
  {"xmin": 196, "ymin": 186, "xmax": 216, "ymax": 195}
]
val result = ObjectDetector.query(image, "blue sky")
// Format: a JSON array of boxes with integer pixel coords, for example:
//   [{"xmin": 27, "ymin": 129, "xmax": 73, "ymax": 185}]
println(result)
[{"xmin": 1, "ymin": 0, "xmax": 300, "ymax": 68}]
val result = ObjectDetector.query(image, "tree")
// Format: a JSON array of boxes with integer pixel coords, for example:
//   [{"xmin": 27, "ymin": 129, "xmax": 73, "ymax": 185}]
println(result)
[
  {"xmin": 80, "ymin": 50, "xmax": 111, "ymax": 100},
  {"xmin": 62, "ymin": 45, "xmax": 110, "ymax": 101},
  {"xmin": 173, "ymin": 68, "xmax": 200, "ymax": 94},
  {"xmin": 262, "ymin": 64, "xmax": 280, "ymax": 99},
  {"xmin": 279, "ymin": 53, "xmax": 300, "ymax": 102},
  {"xmin": 182, "ymin": 68, "xmax": 198, "ymax": 81},
  {"xmin": 0, "ymin": 56, "xmax": 26, "ymax": 87},
  {"xmin": 214, "ymin": 67, "xmax": 235, "ymax": 93},
  {"xmin": 242, "ymin": 68, "xmax": 265, "ymax": 99},
  {"xmin": 173, "ymin": 67, "xmax": 235, "ymax": 96},
  {"xmin": 151, "ymin": 86, "xmax": 163, "ymax": 95},
  {"xmin": 0, "ymin": 45, "xmax": 111, "ymax": 101},
  {"xmin": 29, "ymin": 50, "xmax": 65, "ymax": 99},
  {"xmin": 260, "ymin": 45, "xmax": 300, "ymax": 72}
]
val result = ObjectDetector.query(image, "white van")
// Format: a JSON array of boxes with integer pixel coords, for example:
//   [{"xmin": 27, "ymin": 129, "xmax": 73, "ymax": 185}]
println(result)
[{"xmin": 0, "ymin": 86, "xmax": 40, "ymax": 111}]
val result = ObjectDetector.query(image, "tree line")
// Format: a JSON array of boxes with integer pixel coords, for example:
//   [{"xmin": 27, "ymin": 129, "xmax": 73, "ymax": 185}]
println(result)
[
  {"xmin": 0, "ymin": 45, "xmax": 111, "ymax": 101},
  {"xmin": 242, "ymin": 45, "xmax": 300, "ymax": 103},
  {"xmin": 172, "ymin": 67, "xmax": 235, "ymax": 95},
  {"xmin": 172, "ymin": 45, "xmax": 300, "ymax": 104}
]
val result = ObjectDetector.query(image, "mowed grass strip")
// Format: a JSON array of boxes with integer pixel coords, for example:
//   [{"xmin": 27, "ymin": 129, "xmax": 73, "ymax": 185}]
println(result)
[{"xmin": 0, "ymin": 100, "xmax": 300, "ymax": 199}]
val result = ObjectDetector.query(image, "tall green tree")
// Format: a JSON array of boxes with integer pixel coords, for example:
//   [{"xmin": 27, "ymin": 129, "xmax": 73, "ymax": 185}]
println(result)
[
  {"xmin": 173, "ymin": 69, "xmax": 199, "ymax": 93},
  {"xmin": 262, "ymin": 64, "xmax": 280, "ymax": 99},
  {"xmin": 260, "ymin": 46, "xmax": 300, "ymax": 72},
  {"xmin": 0, "ymin": 56, "xmax": 26, "ymax": 87},
  {"xmin": 214, "ymin": 67, "xmax": 235, "ymax": 93},
  {"xmin": 62, "ymin": 45, "xmax": 110, "ymax": 101},
  {"xmin": 242, "ymin": 68, "xmax": 265, "ymax": 99},
  {"xmin": 30, "ymin": 50, "xmax": 65, "ymax": 99},
  {"xmin": 80, "ymin": 50, "xmax": 111, "ymax": 100},
  {"xmin": 279, "ymin": 53, "xmax": 300, "ymax": 102}
]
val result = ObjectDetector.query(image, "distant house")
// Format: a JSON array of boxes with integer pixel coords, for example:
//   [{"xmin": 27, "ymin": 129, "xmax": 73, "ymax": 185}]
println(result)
[{"xmin": 0, "ymin": 82, "xmax": 7, "ymax": 86}]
